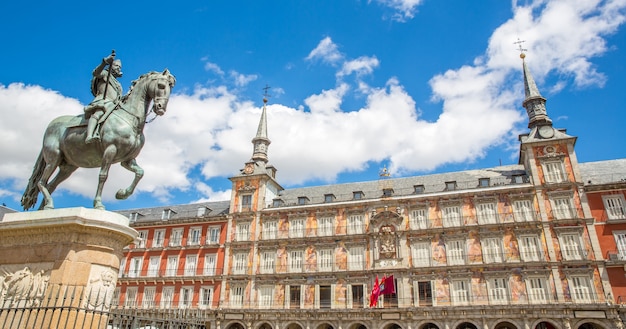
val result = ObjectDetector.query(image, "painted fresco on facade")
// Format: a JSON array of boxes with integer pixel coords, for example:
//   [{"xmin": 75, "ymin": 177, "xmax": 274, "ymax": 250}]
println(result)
[
  {"xmin": 467, "ymin": 230, "xmax": 483, "ymax": 264},
  {"xmin": 431, "ymin": 233, "xmax": 447, "ymax": 265},
  {"xmin": 503, "ymin": 227, "xmax": 520, "ymax": 261}
]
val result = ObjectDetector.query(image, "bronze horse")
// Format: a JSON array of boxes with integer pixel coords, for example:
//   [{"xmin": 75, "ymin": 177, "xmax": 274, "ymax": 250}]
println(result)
[{"xmin": 22, "ymin": 69, "xmax": 176, "ymax": 210}]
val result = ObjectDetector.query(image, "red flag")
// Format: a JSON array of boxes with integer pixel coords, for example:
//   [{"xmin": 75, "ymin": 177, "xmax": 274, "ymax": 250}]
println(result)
[
  {"xmin": 369, "ymin": 275, "xmax": 380, "ymax": 307},
  {"xmin": 381, "ymin": 275, "xmax": 395, "ymax": 295}
]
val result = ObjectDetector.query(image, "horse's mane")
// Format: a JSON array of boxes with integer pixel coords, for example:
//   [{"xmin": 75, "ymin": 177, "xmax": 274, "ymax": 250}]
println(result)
[{"xmin": 121, "ymin": 71, "xmax": 175, "ymax": 103}]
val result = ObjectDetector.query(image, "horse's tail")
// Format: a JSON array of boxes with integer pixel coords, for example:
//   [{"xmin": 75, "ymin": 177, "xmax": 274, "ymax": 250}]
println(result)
[{"xmin": 21, "ymin": 151, "xmax": 45, "ymax": 210}]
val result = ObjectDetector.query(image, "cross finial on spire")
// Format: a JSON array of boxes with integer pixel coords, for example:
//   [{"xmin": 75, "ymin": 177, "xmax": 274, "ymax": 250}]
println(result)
[
  {"xmin": 262, "ymin": 84, "xmax": 271, "ymax": 104},
  {"xmin": 514, "ymin": 38, "xmax": 527, "ymax": 59}
]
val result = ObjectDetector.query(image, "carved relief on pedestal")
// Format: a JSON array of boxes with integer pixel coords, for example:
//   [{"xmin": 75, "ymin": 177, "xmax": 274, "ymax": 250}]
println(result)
[
  {"xmin": 84, "ymin": 265, "xmax": 118, "ymax": 310},
  {"xmin": 0, "ymin": 264, "xmax": 51, "ymax": 307}
]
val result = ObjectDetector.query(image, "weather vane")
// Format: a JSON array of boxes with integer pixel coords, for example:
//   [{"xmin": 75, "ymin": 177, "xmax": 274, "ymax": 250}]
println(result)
[
  {"xmin": 514, "ymin": 38, "xmax": 527, "ymax": 58},
  {"xmin": 262, "ymin": 84, "xmax": 271, "ymax": 103}
]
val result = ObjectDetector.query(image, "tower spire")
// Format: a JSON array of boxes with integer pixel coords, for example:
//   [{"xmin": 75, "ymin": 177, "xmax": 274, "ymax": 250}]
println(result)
[
  {"xmin": 516, "ymin": 39, "xmax": 552, "ymax": 129},
  {"xmin": 251, "ymin": 85, "xmax": 272, "ymax": 164}
]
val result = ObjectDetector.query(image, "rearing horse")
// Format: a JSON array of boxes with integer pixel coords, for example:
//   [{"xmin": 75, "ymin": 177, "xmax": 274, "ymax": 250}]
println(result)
[{"xmin": 21, "ymin": 69, "xmax": 176, "ymax": 210}]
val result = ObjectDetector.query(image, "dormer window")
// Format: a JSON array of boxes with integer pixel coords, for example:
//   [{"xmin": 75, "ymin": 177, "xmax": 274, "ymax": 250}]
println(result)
[
  {"xmin": 297, "ymin": 196, "xmax": 309, "ymax": 205},
  {"xmin": 445, "ymin": 181, "xmax": 457, "ymax": 191},
  {"xmin": 161, "ymin": 209, "xmax": 176, "ymax": 220},
  {"xmin": 414, "ymin": 185, "xmax": 425, "ymax": 194},
  {"xmin": 129, "ymin": 212, "xmax": 141, "ymax": 223},
  {"xmin": 197, "ymin": 207, "xmax": 210, "ymax": 217},
  {"xmin": 513, "ymin": 175, "xmax": 525, "ymax": 184},
  {"xmin": 272, "ymin": 199, "xmax": 284, "ymax": 207},
  {"xmin": 479, "ymin": 178, "xmax": 490, "ymax": 187},
  {"xmin": 353, "ymin": 191, "xmax": 364, "ymax": 200},
  {"xmin": 324, "ymin": 194, "xmax": 336, "ymax": 203},
  {"xmin": 382, "ymin": 188, "xmax": 394, "ymax": 197}
]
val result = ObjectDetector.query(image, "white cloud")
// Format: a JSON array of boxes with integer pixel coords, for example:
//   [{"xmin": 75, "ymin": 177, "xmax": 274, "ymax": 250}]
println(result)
[
  {"xmin": 229, "ymin": 70, "xmax": 258, "ymax": 87},
  {"xmin": 305, "ymin": 37, "xmax": 343, "ymax": 64},
  {"xmin": 203, "ymin": 61, "xmax": 225, "ymax": 76},
  {"xmin": 374, "ymin": 0, "xmax": 424, "ymax": 22},
  {"xmin": 337, "ymin": 56, "xmax": 380, "ymax": 78}
]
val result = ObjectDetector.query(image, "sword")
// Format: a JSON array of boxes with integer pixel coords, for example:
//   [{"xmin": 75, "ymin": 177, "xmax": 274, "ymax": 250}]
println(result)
[{"xmin": 102, "ymin": 49, "xmax": 116, "ymax": 100}]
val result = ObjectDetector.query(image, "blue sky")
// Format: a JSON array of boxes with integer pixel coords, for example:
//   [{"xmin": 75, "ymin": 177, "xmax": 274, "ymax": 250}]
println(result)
[{"xmin": 1, "ymin": 0, "xmax": 625, "ymax": 211}]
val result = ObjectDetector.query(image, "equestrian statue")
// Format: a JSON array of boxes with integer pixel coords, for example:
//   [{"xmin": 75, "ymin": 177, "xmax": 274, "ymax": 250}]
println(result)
[{"xmin": 21, "ymin": 51, "xmax": 176, "ymax": 210}]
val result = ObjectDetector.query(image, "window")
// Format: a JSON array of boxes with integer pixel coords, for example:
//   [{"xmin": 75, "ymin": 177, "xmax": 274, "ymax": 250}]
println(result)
[
  {"xmin": 297, "ymin": 196, "xmax": 309, "ymax": 205},
  {"xmin": 487, "ymin": 278, "xmax": 509, "ymax": 304},
  {"xmin": 442, "ymin": 206, "xmax": 462, "ymax": 227},
  {"xmin": 289, "ymin": 285, "xmax": 301, "ymax": 309},
  {"xmin": 188, "ymin": 227, "xmax": 202, "ymax": 246},
  {"xmin": 161, "ymin": 209, "xmax": 175, "ymax": 220},
  {"xmin": 289, "ymin": 250, "xmax": 303, "ymax": 273},
  {"xmin": 236, "ymin": 223, "xmax": 250, "ymax": 241},
  {"xmin": 129, "ymin": 212, "xmax": 140, "ymax": 223},
  {"xmin": 347, "ymin": 214, "xmax": 364, "ymax": 234},
  {"xmin": 476, "ymin": 202, "xmax": 497, "ymax": 225},
  {"xmin": 445, "ymin": 181, "xmax": 457, "ymax": 191},
  {"xmin": 147, "ymin": 256, "xmax": 160, "ymax": 277},
  {"xmin": 318, "ymin": 249, "xmax": 333, "ymax": 272},
  {"xmin": 185, "ymin": 255, "xmax": 197, "ymax": 276},
  {"xmin": 479, "ymin": 178, "xmax": 490, "ymax": 187},
  {"xmin": 179, "ymin": 287, "xmax": 193, "ymax": 308},
  {"xmin": 263, "ymin": 221, "xmax": 277, "ymax": 240},
  {"xmin": 319, "ymin": 285, "xmax": 331, "ymax": 309},
  {"xmin": 170, "ymin": 228, "xmax": 183, "ymax": 247},
  {"xmin": 348, "ymin": 246, "xmax": 364, "ymax": 271},
  {"xmin": 204, "ymin": 254, "xmax": 217, "ymax": 276},
  {"xmin": 200, "ymin": 287, "xmax": 214, "ymax": 309},
  {"xmin": 411, "ymin": 242, "xmax": 431, "ymax": 267},
  {"xmin": 353, "ymin": 191, "xmax": 364, "ymax": 200},
  {"xmin": 230, "ymin": 285, "xmax": 244, "ymax": 308},
  {"xmin": 409, "ymin": 208, "xmax": 429, "ymax": 230},
  {"xmin": 259, "ymin": 285, "xmax": 274, "ymax": 309},
  {"xmin": 165, "ymin": 256, "xmax": 178, "ymax": 276},
  {"xmin": 414, "ymin": 185, "xmax": 425, "ymax": 194},
  {"xmin": 128, "ymin": 257, "xmax": 142, "ymax": 278},
  {"xmin": 519, "ymin": 235, "xmax": 541, "ymax": 262},
  {"xmin": 233, "ymin": 252, "xmax": 247, "ymax": 275},
  {"xmin": 351, "ymin": 284, "xmax": 364, "ymax": 308},
  {"xmin": 417, "ymin": 281, "xmax": 433, "ymax": 306},
  {"xmin": 615, "ymin": 232, "xmax": 626, "ymax": 260},
  {"xmin": 119, "ymin": 258, "xmax": 126, "ymax": 278},
  {"xmin": 482, "ymin": 238, "xmax": 503, "ymax": 263},
  {"xmin": 137, "ymin": 230, "xmax": 148, "ymax": 248},
  {"xmin": 526, "ymin": 277, "xmax": 549, "ymax": 304},
  {"xmin": 382, "ymin": 188, "xmax": 394, "ymax": 197},
  {"xmin": 451, "ymin": 279, "xmax": 470, "ymax": 305},
  {"xmin": 153, "ymin": 230, "xmax": 165, "ymax": 248},
  {"xmin": 207, "ymin": 226, "xmax": 221, "ymax": 244},
  {"xmin": 559, "ymin": 233, "xmax": 583, "ymax": 260},
  {"xmin": 112, "ymin": 287, "xmax": 120, "ymax": 306},
  {"xmin": 318, "ymin": 217, "xmax": 333, "ymax": 236},
  {"xmin": 125, "ymin": 287, "xmax": 137, "ymax": 307},
  {"xmin": 446, "ymin": 240, "xmax": 465, "ymax": 265},
  {"xmin": 261, "ymin": 251, "xmax": 276, "ymax": 274},
  {"xmin": 543, "ymin": 160, "xmax": 566, "ymax": 183},
  {"xmin": 160, "ymin": 287, "xmax": 174, "ymax": 308},
  {"xmin": 290, "ymin": 219, "xmax": 305, "ymax": 238},
  {"xmin": 197, "ymin": 207, "xmax": 209, "ymax": 217},
  {"xmin": 513, "ymin": 175, "xmax": 525, "ymax": 184},
  {"xmin": 324, "ymin": 194, "xmax": 335, "ymax": 203},
  {"xmin": 241, "ymin": 194, "xmax": 252, "ymax": 211},
  {"xmin": 513, "ymin": 199, "xmax": 534, "ymax": 222},
  {"xmin": 604, "ymin": 195, "xmax": 626, "ymax": 220},
  {"xmin": 553, "ymin": 197, "xmax": 575, "ymax": 219},
  {"xmin": 272, "ymin": 199, "xmax": 283, "ymax": 207},
  {"xmin": 143, "ymin": 287, "xmax": 156, "ymax": 308},
  {"xmin": 570, "ymin": 275, "xmax": 594, "ymax": 303}
]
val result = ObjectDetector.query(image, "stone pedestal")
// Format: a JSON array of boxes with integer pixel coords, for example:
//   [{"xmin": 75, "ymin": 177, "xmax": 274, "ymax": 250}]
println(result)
[{"xmin": 0, "ymin": 207, "xmax": 137, "ymax": 329}]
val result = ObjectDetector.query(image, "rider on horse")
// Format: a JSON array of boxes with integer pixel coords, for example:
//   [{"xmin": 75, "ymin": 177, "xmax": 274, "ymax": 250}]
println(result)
[{"xmin": 84, "ymin": 52, "xmax": 123, "ymax": 144}]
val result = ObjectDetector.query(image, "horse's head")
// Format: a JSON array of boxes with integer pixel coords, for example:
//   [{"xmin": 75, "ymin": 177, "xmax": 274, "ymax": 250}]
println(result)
[{"xmin": 150, "ymin": 69, "xmax": 176, "ymax": 116}]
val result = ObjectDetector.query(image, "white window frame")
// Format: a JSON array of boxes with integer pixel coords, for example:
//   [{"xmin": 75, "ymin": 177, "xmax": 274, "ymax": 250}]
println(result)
[
  {"xmin": 185, "ymin": 254, "xmax": 198, "ymax": 276},
  {"xmin": 318, "ymin": 249, "xmax": 333, "ymax": 272},
  {"xmin": 188, "ymin": 227, "xmax": 202, "ymax": 246},
  {"xmin": 259, "ymin": 285, "xmax": 274, "ymax": 309},
  {"xmin": 230, "ymin": 285, "xmax": 245, "ymax": 308},
  {"xmin": 487, "ymin": 277, "xmax": 509, "ymax": 304},
  {"xmin": 161, "ymin": 287, "xmax": 174, "ymax": 309},
  {"xmin": 409, "ymin": 208, "xmax": 429, "ymax": 230},
  {"xmin": 569, "ymin": 275, "xmax": 594, "ymax": 303},
  {"xmin": 543, "ymin": 160, "xmax": 567, "ymax": 183},
  {"xmin": 118, "ymin": 257, "xmax": 126, "ymax": 278},
  {"xmin": 143, "ymin": 287, "xmax": 156, "ymax": 308},
  {"xmin": 519, "ymin": 235, "xmax": 542, "ymax": 262},
  {"xmin": 442, "ymin": 206, "xmax": 462, "ymax": 227},
  {"xmin": 261, "ymin": 250, "xmax": 276, "ymax": 274},
  {"xmin": 147, "ymin": 256, "xmax": 160, "ymax": 277},
  {"xmin": 233, "ymin": 252, "xmax": 247, "ymax": 275},
  {"xmin": 476, "ymin": 202, "xmax": 498, "ymax": 225},
  {"xmin": 559, "ymin": 233, "xmax": 584, "ymax": 260},
  {"xmin": 318, "ymin": 217, "xmax": 334, "ymax": 236},
  {"xmin": 125, "ymin": 287, "xmax": 137, "ymax": 307},
  {"xmin": 179, "ymin": 286, "xmax": 194, "ymax": 308},
  {"xmin": 289, "ymin": 250, "xmax": 304, "ymax": 273},
  {"xmin": 451, "ymin": 279, "xmax": 470, "ymax": 305},
  {"xmin": 137, "ymin": 230, "xmax": 148, "ymax": 248},
  {"xmin": 290, "ymin": 218, "xmax": 305, "ymax": 238},
  {"xmin": 347, "ymin": 214, "xmax": 365, "ymax": 234},
  {"xmin": 482, "ymin": 237, "xmax": 503, "ymax": 263},
  {"xmin": 161, "ymin": 209, "xmax": 175, "ymax": 220},
  {"xmin": 604, "ymin": 195, "xmax": 626, "ymax": 220},
  {"xmin": 165, "ymin": 256, "xmax": 178, "ymax": 276},
  {"xmin": 236, "ymin": 222, "xmax": 250, "ymax": 241},
  {"xmin": 553, "ymin": 197, "xmax": 575, "ymax": 220},
  {"xmin": 204, "ymin": 254, "xmax": 217, "ymax": 276},
  {"xmin": 207, "ymin": 226, "xmax": 221, "ymax": 244},
  {"xmin": 263, "ymin": 221, "xmax": 278, "ymax": 240},
  {"xmin": 170, "ymin": 228, "xmax": 183, "ymax": 247},
  {"xmin": 240, "ymin": 194, "xmax": 252, "ymax": 211},
  {"xmin": 513, "ymin": 199, "xmax": 534, "ymax": 222},
  {"xmin": 348, "ymin": 246, "xmax": 364, "ymax": 271},
  {"xmin": 411, "ymin": 242, "xmax": 431, "ymax": 267},
  {"xmin": 614, "ymin": 232, "xmax": 626, "ymax": 260},
  {"xmin": 153, "ymin": 229, "xmax": 165, "ymax": 248},
  {"xmin": 526, "ymin": 276, "xmax": 549, "ymax": 304},
  {"xmin": 199, "ymin": 287, "xmax": 214, "ymax": 309},
  {"xmin": 446, "ymin": 239, "xmax": 465, "ymax": 265},
  {"xmin": 128, "ymin": 257, "xmax": 143, "ymax": 278}
]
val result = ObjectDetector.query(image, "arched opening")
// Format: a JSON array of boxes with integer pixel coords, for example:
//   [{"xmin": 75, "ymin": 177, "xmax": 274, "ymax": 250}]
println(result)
[
  {"xmin": 316, "ymin": 324, "xmax": 334, "ymax": 329},
  {"xmin": 577, "ymin": 323, "xmax": 604, "ymax": 329},
  {"xmin": 258, "ymin": 323, "xmax": 273, "ymax": 329},
  {"xmin": 285, "ymin": 323, "xmax": 304, "ymax": 329},
  {"xmin": 535, "ymin": 322, "xmax": 556, "ymax": 329},
  {"xmin": 495, "ymin": 322, "xmax": 518, "ymax": 329},
  {"xmin": 419, "ymin": 324, "xmax": 440, "ymax": 329},
  {"xmin": 456, "ymin": 323, "xmax": 478, "ymax": 329},
  {"xmin": 382, "ymin": 323, "xmax": 403, "ymax": 329},
  {"xmin": 348, "ymin": 323, "xmax": 368, "ymax": 329},
  {"xmin": 226, "ymin": 323, "xmax": 246, "ymax": 329}
]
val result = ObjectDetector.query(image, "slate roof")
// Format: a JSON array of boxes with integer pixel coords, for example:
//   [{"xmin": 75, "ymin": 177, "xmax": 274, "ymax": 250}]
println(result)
[{"xmin": 115, "ymin": 200, "xmax": 230, "ymax": 224}]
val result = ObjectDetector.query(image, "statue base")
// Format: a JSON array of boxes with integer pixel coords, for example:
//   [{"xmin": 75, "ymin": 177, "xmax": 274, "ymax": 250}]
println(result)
[{"xmin": 0, "ymin": 207, "xmax": 137, "ymax": 329}]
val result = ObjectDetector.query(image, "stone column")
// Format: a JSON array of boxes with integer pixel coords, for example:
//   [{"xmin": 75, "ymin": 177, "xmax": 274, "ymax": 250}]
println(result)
[{"xmin": 0, "ymin": 207, "xmax": 137, "ymax": 329}]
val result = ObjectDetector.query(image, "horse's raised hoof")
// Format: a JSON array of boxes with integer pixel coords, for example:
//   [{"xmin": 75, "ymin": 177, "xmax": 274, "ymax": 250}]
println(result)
[
  {"xmin": 115, "ymin": 189, "xmax": 130, "ymax": 200},
  {"xmin": 43, "ymin": 205, "xmax": 54, "ymax": 210}
]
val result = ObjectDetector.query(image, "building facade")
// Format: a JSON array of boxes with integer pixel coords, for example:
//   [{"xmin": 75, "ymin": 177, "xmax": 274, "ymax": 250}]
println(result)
[{"xmin": 113, "ymin": 55, "xmax": 626, "ymax": 329}]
